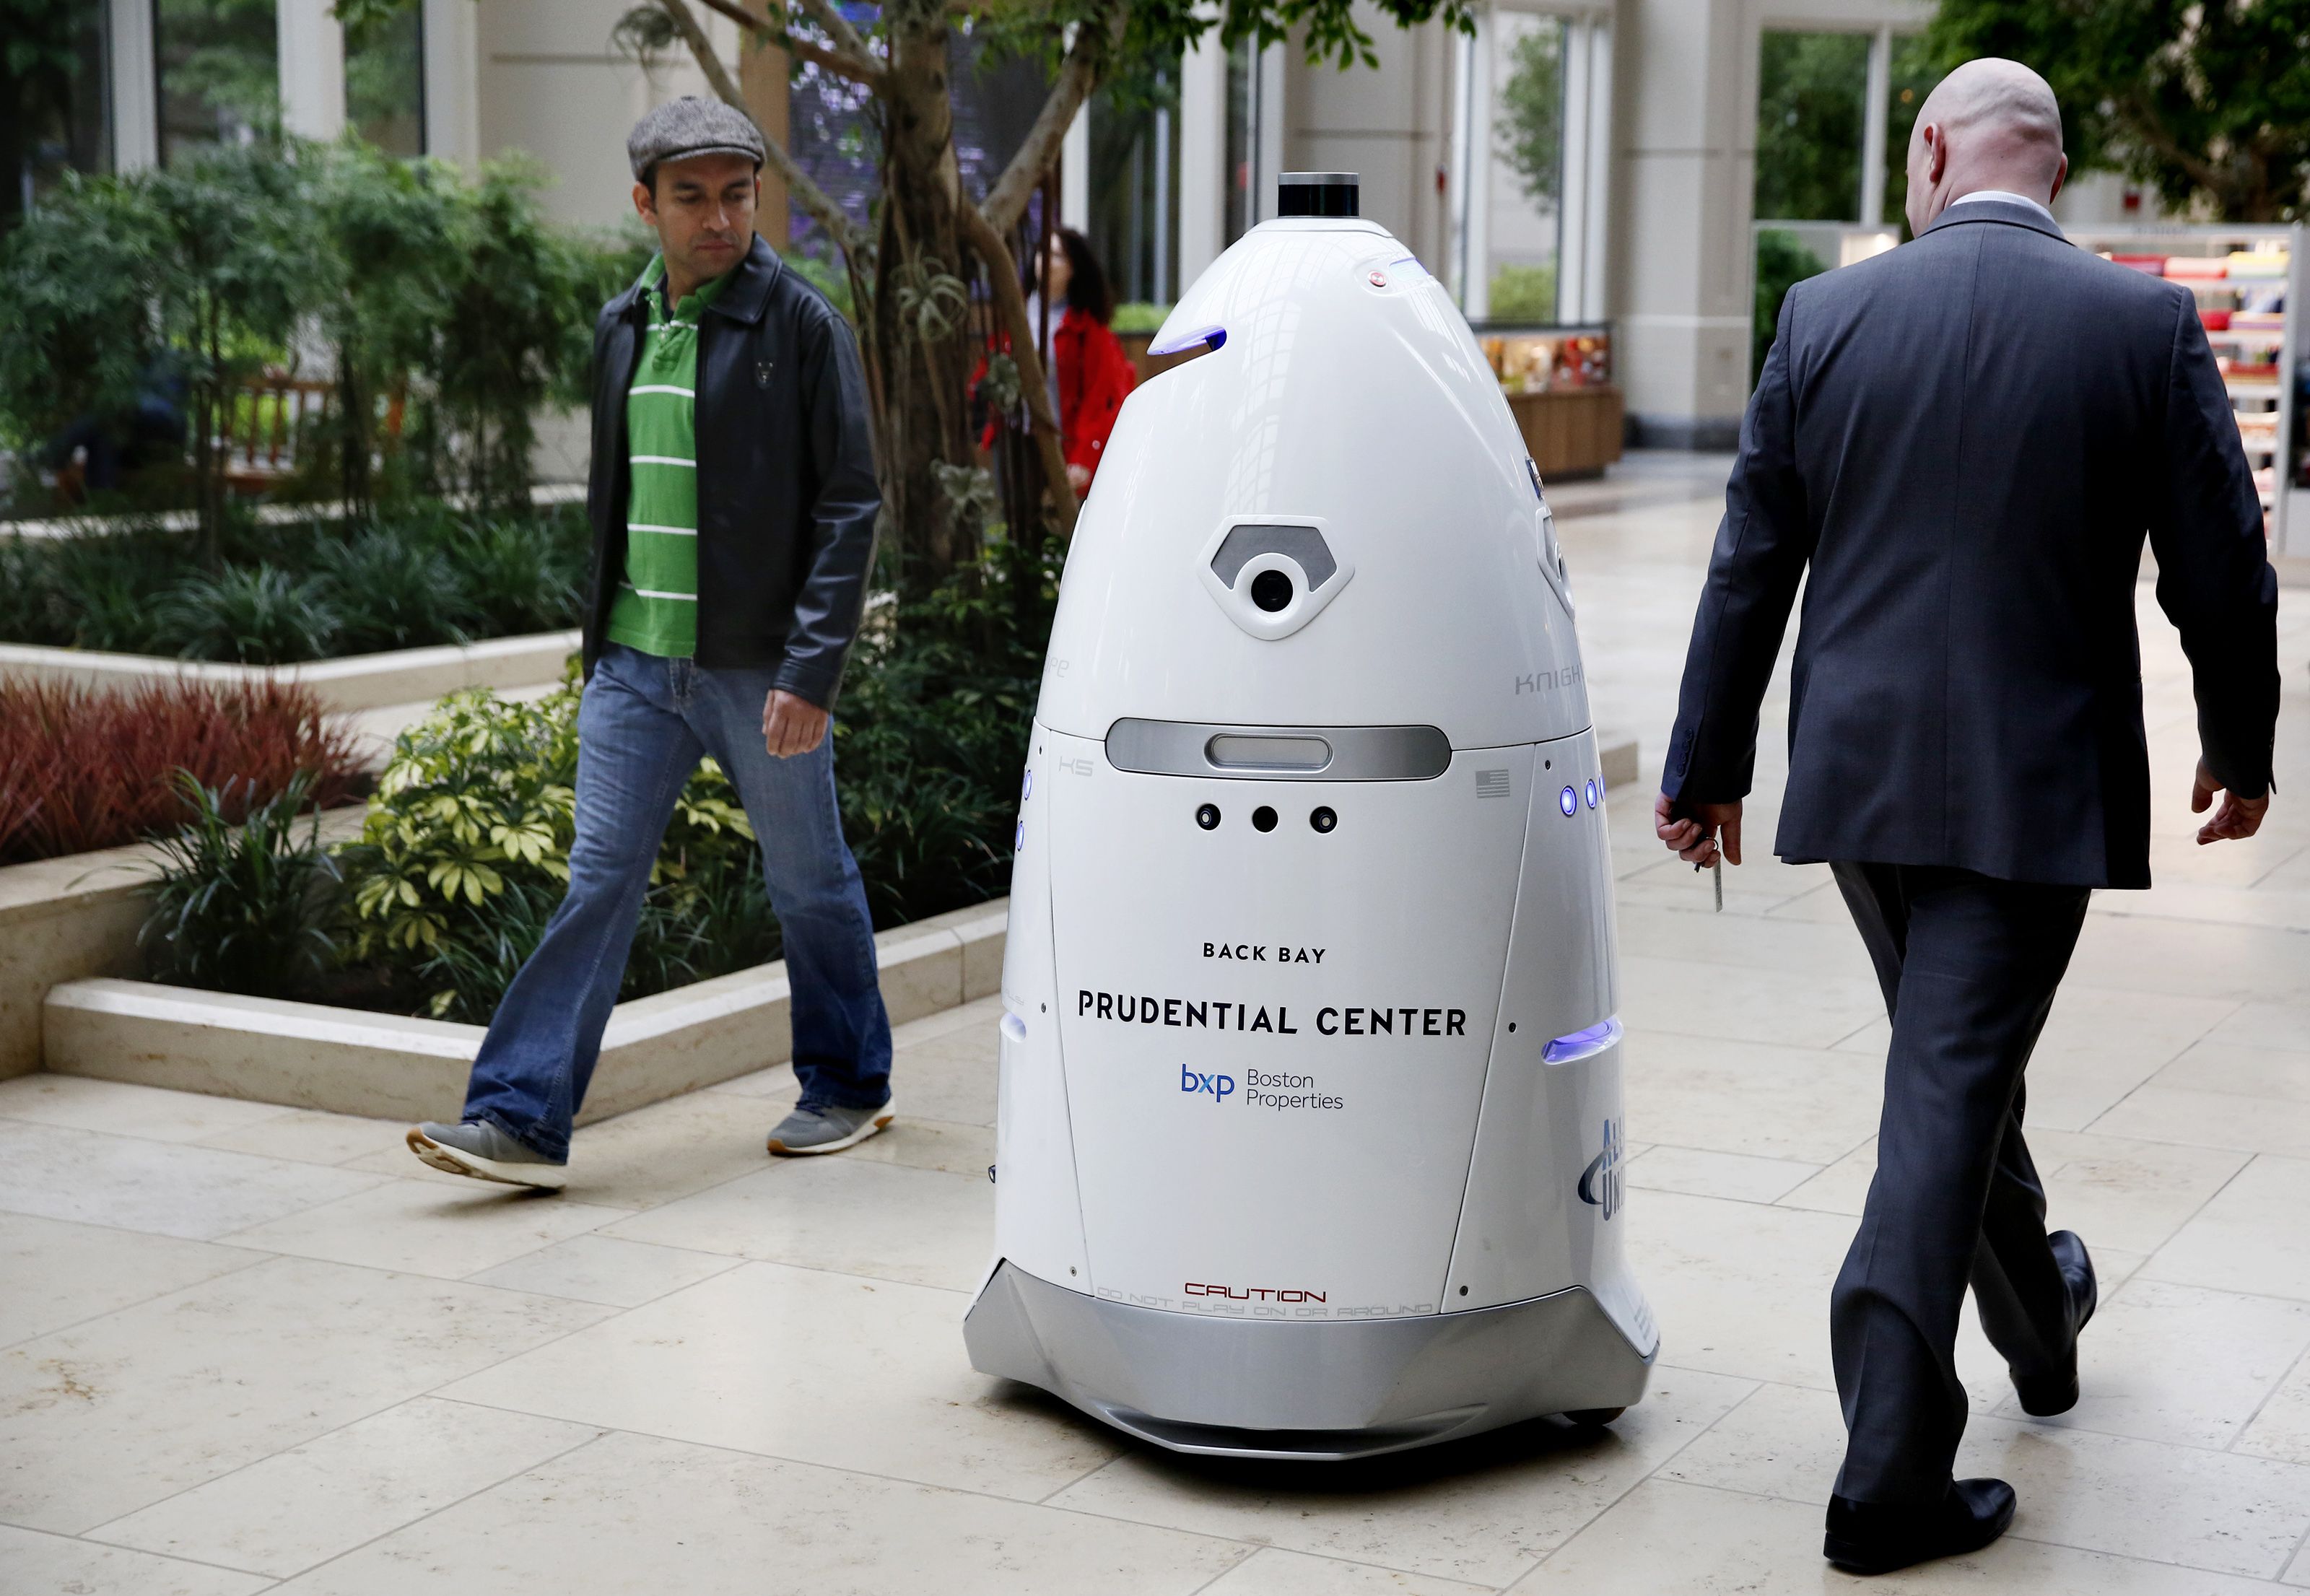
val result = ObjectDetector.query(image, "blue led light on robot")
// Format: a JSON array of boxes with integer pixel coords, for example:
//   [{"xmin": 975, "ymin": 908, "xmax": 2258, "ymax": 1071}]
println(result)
[
  {"xmin": 1022, "ymin": 769, "xmax": 1033, "ymax": 799},
  {"xmin": 1585, "ymin": 779, "xmax": 1599, "ymax": 808},
  {"xmin": 1014, "ymin": 820, "xmax": 1025, "ymax": 851},
  {"xmin": 1543, "ymin": 1016, "xmax": 1623, "ymax": 1064},
  {"xmin": 1559, "ymin": 785, "xmax": 1578, "ymax": 817},
  {"xmin": 1147, "ymin": 323, "xmax": 1227, "ymax": 357}
]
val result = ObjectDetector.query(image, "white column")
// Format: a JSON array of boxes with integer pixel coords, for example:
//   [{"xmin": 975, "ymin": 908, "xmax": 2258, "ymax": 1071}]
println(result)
[
  {"xmin": 1558, "ymin": 21, "xmax": 1589, "ymax": 322},
  {"xmin": 1177, "ymin": 24, "xmax": 1226, "ymax": 284},
  {"xmin": 1609, "ymin": 0, "xmax": 1750, "ymax": 443},
  {"xmin": 1579, "ymin": 14, "xmax": 1612, "ymax": 323},
  {"xmin": 276, "ymin": 0, "xmax": 346, "ymax": 141},
  {"xmin": 1860, "ymin": 26, "xmax": 1891, "ymax": 227},
  {"xmin": 1061, "ymin": 105, "xmax": 1091, "ymax": 230},
  {"xmin": 1463, "ymin": 12, "xmax": 1493, "ymax": 320},
  {"xmin": 107, "ymin": 0, "xmax": 158, "ymax": 170},
  {"xmin": 1152, "ymin": 99, "xmax": 1172, "ymax": 301},
  {"xmin": 1446, "ymin": 27, "xmax": 1474, "ymax": 308},
  {"xmin": 422, "ymin": 0, "xmax": 481, "ymax": 165},
  {"xmin": 1253, "ymin": 42, "xmax": 1284, "ymax": 222}
]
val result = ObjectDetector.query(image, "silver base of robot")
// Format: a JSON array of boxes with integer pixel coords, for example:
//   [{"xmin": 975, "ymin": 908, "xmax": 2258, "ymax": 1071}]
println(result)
[{"xmin": 964, "ymin": 1260, "xmax": 1654, "ymax": 1461}]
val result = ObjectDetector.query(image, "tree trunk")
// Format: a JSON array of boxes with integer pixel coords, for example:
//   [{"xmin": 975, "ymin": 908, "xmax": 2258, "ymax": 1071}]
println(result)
[
  {"xmin": 664, "ymin": 0, "xmax": 1110, "ymax": 590},
  {"xmin": 199, "ymin": 303, "xmax": 224, "ymax": 566},
  {"xmin": 871, "ymin": 2, "xmax": 980, "ymax": 598}
]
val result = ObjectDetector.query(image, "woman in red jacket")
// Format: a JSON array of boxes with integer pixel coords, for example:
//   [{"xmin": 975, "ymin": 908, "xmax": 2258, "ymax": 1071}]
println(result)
[{"xmin": 1045, "ymin": 228, "xmax": 1136, "ymax": 493}]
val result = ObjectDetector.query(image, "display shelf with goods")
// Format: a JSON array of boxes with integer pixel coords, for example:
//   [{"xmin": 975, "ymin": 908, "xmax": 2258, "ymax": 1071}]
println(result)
[
  {"xmin": 1471, "ymin": 322, "xmax": 1623, "ymax": 481},
  {"xmin": 2072, "ymin": 225, "xmax": 2303, "ymax": 559}
]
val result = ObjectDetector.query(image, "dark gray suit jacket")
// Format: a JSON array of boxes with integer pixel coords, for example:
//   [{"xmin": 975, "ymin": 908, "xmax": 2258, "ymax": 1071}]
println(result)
[{"xmin": 1663, "ymin": 198, "xmax": 2279, "ymax": 889}]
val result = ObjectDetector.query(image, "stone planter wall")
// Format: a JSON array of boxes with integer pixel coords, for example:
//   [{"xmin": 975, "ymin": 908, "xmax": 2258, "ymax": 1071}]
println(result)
[
  {"xmin": 0, "ymin": 629, "xmax": 581, "ymax": 715},
  {"xmin": 0, "ymin": 810, "xmax": 368, "ymax": 1081},
  {"xmin": 40, "ymin": 899, "xmax": 1007, "ymax": 1123}
]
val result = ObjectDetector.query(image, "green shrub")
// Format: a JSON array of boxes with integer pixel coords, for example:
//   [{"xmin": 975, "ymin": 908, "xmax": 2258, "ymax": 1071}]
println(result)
[
  {"xmin": 313, "ymin": 526, "xmax": 476, "ymax": 652},
  {"xmin": 1, "ymin": 142, "xmax": 614, "ymax": 528},
  {"xmin": 1486, "ymin": 261, "xmax": 1559, "ymax": 324},
  {"xmin": 783, "ymin": 250, "xmax": 855, "ymax": 323},
  {"xmin": 440, "ymin": 508, "xmax": 588, "ymax": 635},
  {"xmin": 331, "ymin": 674, "xmax": 776, "ymax": 1020},
  {"xmin": 42, "ymin": 524, "xmax": 181, "ymax": 652},
  {"xmin": 0, "ymin": 505, "xmax": 583, "ymax": 660},
  {"xmin": 833, "ymin": 536, "xmax": 1055, "ymax": 927},
  {"xmin": 319, "ymin": 536, "xmax": 1054, "ymax": 1019},
  {"xmin": 141, "ymin": 769, "xmax": 342, "ymax": 999},
  {"xmin": 155, "ymin": 564, "xmax": 341, "ymax": 664},
  {"xmin": 0, "ymin": 538, "xmax": 54, "ymax": 645},
  {"xmin": 1112, "ymin": 301, "xmax": 1170, "ymax": 334},
  {"xmin": 1753, "ymin": 228, "xmax": 1828, "ymax": 384}
]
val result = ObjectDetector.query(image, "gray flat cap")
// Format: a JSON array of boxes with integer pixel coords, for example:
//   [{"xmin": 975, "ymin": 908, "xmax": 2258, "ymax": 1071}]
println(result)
[{"xmin": 628, "ymin": 95, "xmax": 765, "ymax": 181}]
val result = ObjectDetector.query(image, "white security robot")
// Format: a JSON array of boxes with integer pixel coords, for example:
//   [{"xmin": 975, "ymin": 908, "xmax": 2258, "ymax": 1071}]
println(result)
[{"xmin": 964, "ymin": 173, "xmax": 1655, "ymax": 1460}]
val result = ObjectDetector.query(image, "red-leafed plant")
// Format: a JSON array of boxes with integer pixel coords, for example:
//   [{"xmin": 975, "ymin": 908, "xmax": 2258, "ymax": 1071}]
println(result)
[{"xmin": 0, "ymin": 678, "xmax": 362, "ymax": 865}]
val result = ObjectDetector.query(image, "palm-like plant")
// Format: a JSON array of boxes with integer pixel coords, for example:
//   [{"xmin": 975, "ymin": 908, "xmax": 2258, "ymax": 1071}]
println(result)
[{"xmin": 141, "ymin": 769, "xmax": 342, "ymax": 998}]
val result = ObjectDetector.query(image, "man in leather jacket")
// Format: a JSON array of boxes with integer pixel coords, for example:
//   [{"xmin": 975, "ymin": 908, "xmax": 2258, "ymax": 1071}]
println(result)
[{"xmin": 407, "ymin": 97, "xmax": 893, "ymax": 1189}]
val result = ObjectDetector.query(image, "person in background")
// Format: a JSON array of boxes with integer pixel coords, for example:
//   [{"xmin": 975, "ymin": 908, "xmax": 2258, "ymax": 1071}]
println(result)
[
  {"xmin": 404, "ymin": 96, "xmax": 893, "ymax": 1190},
  {"xmin": 43, "ymin": 357, "xmax": 186, "ymax": 501},
  {"xmin": 1045, "ymin": 227, "xmax": 1135, "ymax": 494},
  {"xmin": 1655, "ymin": 58, "xmax": 2276, "ymax": 1576}
]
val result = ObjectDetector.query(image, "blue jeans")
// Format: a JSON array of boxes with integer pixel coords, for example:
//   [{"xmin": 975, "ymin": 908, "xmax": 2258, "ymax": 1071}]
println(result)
[{"xmin": 463, "ymin": 644, "xmax": 892, "ymax": 1160}]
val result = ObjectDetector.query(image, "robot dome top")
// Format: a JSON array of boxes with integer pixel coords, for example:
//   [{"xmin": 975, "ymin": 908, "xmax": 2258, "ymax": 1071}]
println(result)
[{"xmin": 1037, "ymin": 188, "xmax": 1589, "ymax": 752}]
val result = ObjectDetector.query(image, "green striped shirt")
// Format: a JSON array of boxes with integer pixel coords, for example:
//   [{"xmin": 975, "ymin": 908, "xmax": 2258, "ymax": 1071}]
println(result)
[{"xmin": 606, "ymin": 254, "xmax": 731, "ymax": 658}]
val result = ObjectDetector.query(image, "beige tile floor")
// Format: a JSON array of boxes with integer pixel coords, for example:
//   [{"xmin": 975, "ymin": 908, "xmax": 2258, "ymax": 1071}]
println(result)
[{"xmin": 3, "ymin": 454, "xmax": 2306, "ymax": 1593}]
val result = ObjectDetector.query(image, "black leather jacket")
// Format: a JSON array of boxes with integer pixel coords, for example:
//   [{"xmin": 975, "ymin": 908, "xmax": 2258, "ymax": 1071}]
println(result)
[{"xmin": 582, "ymin": 236, "xmax": 879, "ymax": 708}]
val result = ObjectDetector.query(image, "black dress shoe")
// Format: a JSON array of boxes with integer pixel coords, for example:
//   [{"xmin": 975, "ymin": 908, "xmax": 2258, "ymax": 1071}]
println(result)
[
  {"xmin": 2013, "ymin": 1229, "xmax": 2098, "ymax": 1416},
  {"xmin": 1824, "ymin": 1478, "xmax": 2017, "ymax": 1575}
]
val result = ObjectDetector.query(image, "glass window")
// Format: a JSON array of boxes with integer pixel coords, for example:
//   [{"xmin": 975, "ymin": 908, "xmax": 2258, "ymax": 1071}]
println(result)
[
  {"xmin": 1753, "ymin": 29, "xmax": 1870, "ymax": 224},
  {"xmin": 1882, "ymin": 35, "xmax": 1945, "ymax": 230},
  {"xmin": 1751, "ymin": 30, "xmax": 1937, "ymax": 383},
  {"xmin": 157, "ymin": 0, "xmax": 279, "ymax": 162},
  {"xmin": 1088, "ymin": 77, "xmax": 1180, "ymax": 310},
  {"xmin": 3, "ymin": 0, "xmax": 111, "ymax": 230},
  {"xmin": 1487, "ymin": 13, "xmax": 1567, "ymax": 323},
  {"xmin": 1224, "ymin": 39, "xmax": 1253, "ymax": 244},
  {"xmin": 347, "ymin": 3, "xmax": 424, "ymax": 156}
]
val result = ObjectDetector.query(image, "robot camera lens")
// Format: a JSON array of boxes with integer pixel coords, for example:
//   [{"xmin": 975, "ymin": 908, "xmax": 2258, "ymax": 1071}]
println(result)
[
  {"xmin": 1252, "ymin": 806, "xmax": 1278, "ymax": 832},
  {"xmin": 1310, "ymin": 806, "xmax": 1336, "ymax": 833},
  {"xmin": 1249, "ymin": 570, "xmax": 1294, "ymax": 612},
  {"xmin": 1195, "ymin": 803, "xmax": 1221, "ymax": 830}
]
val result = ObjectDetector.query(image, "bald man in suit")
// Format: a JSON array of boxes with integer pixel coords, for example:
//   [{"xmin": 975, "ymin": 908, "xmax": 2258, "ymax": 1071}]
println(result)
[{"xmin": 1655, "ymin": 58, "xmax": 2278, "ymax": 1575}]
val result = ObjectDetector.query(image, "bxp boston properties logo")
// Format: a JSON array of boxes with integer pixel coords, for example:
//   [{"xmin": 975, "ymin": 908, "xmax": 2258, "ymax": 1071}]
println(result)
[{"xmin": 1577, "ymin": 1118, "xmax": 1624, "ymax": 1220}]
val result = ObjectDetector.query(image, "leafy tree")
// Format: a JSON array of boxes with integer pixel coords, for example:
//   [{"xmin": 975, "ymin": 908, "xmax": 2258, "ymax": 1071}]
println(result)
[
  {"xmin": 1488, "ymin": 261, "xmax": 1556, "ymax": 322},
  {"xmin": 0, "ymin": 148, "xmax": 318, "ymax": 555},
  {"xmin": 1753, "ymin": 228, "xmax": 1826, "ymax": 383},
  {"xmin": 310, "ymin": 141, "xmax": 464, "ymax": 511},
  {"xmin": 344, "ymin": 0, "xmax": 1473, "ymax": 598},
  {"xmin": 140, "ymin": 147, "xmax": 324, "ymax": 558},
  {"xmin": 0, "ymin": 173, "xmax": 159, "ymax": 454},
  {"xmin": 1495, "ymin": 19, "xmax": 1563, "ymax": 209},
  {"xmin": 1882, "ymin": 34, "xmax": 1945, "ymax": 229},
  {"xmin": 1755, "ymin": 30, "xmax": 1871, "ymax": 222},
  {"xmin": 1930, "ymin": 0, "xmax": 2310, "ymax": 221},
  {"xmin": 3, "ymin": 143, "xmax": 622, "ymax": 534},
  {"xmin": 419, "ymin": 158, "xmax": 603, "ymax": 515}
]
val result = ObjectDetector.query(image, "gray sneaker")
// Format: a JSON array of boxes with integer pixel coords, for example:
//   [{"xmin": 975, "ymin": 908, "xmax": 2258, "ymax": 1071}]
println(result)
[
  {"xmin": 407, "ymin": 1120, "xmax": 567, "ymax": 1190},
  {"xmin": 766, "ymin": 1100, "xmax": 895, "ymax": 1156}
]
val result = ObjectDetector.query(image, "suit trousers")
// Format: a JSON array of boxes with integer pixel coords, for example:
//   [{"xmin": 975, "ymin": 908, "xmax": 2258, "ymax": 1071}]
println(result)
[{"xmin": 1829, "ymin": 861, "xmax": 2091, "ymax": 1503}]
